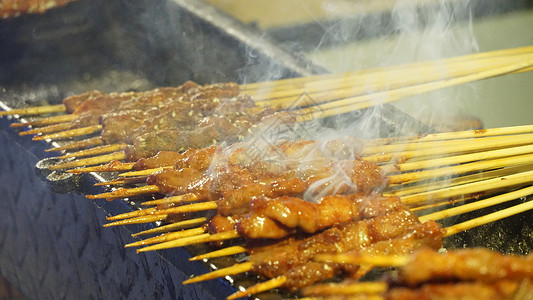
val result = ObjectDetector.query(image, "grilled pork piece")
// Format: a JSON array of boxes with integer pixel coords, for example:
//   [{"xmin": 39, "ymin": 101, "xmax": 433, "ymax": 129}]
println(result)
[
  {"xmin": 66, "ymin": 81, "xmax": 238, "ymax": 125},
  {"xmin": 143, "ymin": 139, "xmax": 384, "ymax": 215},
  {"xmin": 123, "ymin": 99, "xmax": 274, "ymax": 160},
  {"xmin": 248, "ymin": 208, "xmax": 444, "ymax": 291},
  {"xmin": 63, "ymin": 91, "xmax": 105, "ymax": 113},
  {"xmin": 236, "ymin": 194, "xmax": 403, "ymax": 239}
]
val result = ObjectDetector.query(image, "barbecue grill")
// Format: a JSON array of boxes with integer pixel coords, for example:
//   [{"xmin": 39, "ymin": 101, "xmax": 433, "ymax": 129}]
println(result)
[{"xmin": 1, "ymin": 1, "xmax": 531, "ymax": 299}]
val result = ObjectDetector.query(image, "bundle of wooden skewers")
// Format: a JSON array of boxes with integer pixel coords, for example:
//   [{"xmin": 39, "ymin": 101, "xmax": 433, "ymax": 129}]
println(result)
[{"xmin": 2, "ymin": 45, "xmax": 533, "ymax": 299}]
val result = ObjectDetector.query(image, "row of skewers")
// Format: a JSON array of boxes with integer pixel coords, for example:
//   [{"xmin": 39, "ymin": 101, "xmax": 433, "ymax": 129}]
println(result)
[
  {"xmin": 3, "ymin": 45, "xmax": 533, "ymax": 298},
  {"xmin": 4, "ymin": 44, "xmax": 533, "ymax": 167},
  {"xmin": 302, "ymin": 247, "xmax": 533, "ymax": 300},
  {"xmin": 72, "ymin": 132, "xmax": 532, "ymax": 298}
]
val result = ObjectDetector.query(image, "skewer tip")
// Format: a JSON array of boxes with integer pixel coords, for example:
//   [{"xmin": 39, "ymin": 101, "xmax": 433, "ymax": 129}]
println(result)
[
  {"xmin": 226, "ymin": 276, "xmax": 287, "ymax": 300},
  {"xmin": 182, "ymin": 262, "xmax": 254, "ymax": 285},
  {"xmin": 189, "ymin": 246, "xmax": 247, "ymax": 261}
]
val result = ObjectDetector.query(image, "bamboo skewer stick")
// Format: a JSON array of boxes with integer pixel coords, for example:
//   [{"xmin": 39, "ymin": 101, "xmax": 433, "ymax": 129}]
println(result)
[
  {"xmin": 10, "ymin": 114, "xmax": 77, "ymax": 128},
  {"xmin": 189, "ymin": 246, "xmax": 247, "ymax": 261},
  {"xmin": 62, "ymin": 159, "xmax": 165, "ymax": 175},
  {"xmin": 444, "ymin": 199, "xmax": 533, "ymax": 237},
  {"xmin": 119, "ymin": 167, "xmax": 173, "ymax": 178},
  {"xmin": 50, "ymin": 151, "xmax": 127, "ymax": 171},
  {"xmin": 105, "ymin": 200, "xmax": 215, "ymax": 221},
  {"xmin": 86, "ymin": 184, "xmax": 159, "ymax": 200},
  {"xmin": 410, "ymin": 196, "xmax": 476, "ymax": 213},
  {"xmin": 394, "ymin": 144, "xmax": 533, "ymax": 172},
  {"xmin": 19, "ymin": 122, "xmax": 72, "ymax": 136},
  {"xmin": 32, "ymin": 125, "xmax": 102, "ymax": 141},
  {"xmin": 94, "ymin": 179, "xmax": 131, "ymax": 186},
  {"xmin": 136, "ymin": 230, "xmax": 241, "ymax": 253},
  {"xmin": 137, "ymin": 201, "xmax": 217, "ymax": 218},
  {"xmin": 389, "ymin": 152, "xmax": 533, "ymax": 184},
  {"xmin": 67, "ymin": 160, "xmax": 134, "ymax": 174},
  {"xmin": 365, "ymin": 133, "xmax": 533, "ymax": 163},
  {"xmin": 57, "ymin": 144, "xmax": 128, "ymax": 159},
  {"xmin": 131, "ymin": 217, "xmax": 207, "ymax": 237},
  {"xmin": 103, "ymin": 214, "xmax": 168, "ymax": 227},
  {"xmin": 107, "ymin": 195, "xmax": 208, "ymax": 221},
  {"xmin": 93, "ymin": 176, "xmax": 148, "ymax": 187},
  {"xmin": 0, "ymin": 104, "xmax": 66, "ymax": 116},
  {"xmin": 182, "ymin": 262, "xmax": 254, "ymax": 285},
  {"xmin": 226, "ymin": 276, "xmax": 288, "ymax": 300},
  {"xmin": 140, "ymin": 194, "xmax": 200, "ymax": 206},
  {"xmin": 58, "ymin": 143, "xmax": 122, "ymax": 159},
  {"xmin": 365, "ymin": 124, "xmax": 533, "ymax": 147},
  {"xmin": 125, "ymin": 227, "xmax": 206, "ymax": 248},
  {"xmin": 400, "ymin": 169, "xmax": 533, "ymax": 205},
  {"xmin": 419, "ymin": 185, "xmax": 533, "ymax": 222},
  {"xmin": 106, "ymin": 208, "xmax": 157, "ymax": 221},
  {"xmin": 385, "ymin": 164, "xmax": 533, "ymax": 197},
  {"xmin": 45, "ymin": 137, "xmax": 104, "ymax": 152}
]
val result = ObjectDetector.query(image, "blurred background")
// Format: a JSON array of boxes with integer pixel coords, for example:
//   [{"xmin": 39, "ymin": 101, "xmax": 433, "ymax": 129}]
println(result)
[{"xmin": 208, "ymin": 0, "xmax": 533, "ymax": 131}]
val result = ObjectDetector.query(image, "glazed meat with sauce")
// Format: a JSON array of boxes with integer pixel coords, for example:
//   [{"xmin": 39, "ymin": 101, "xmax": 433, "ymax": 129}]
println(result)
[
  {"xmin": 122, "ymin": 102, "xmax": 274, "ymax": 160},
  {"xmin": 58, "ymin": 81, "xmax": 240, "ymax": 132},
  {"xmin": 142, "ymin": 139, "xmax": 385, "ymax": 219},
  {"xmin": 125, "ymin": 126, "xmax": 222, "ymax": 161},
  {"xmin": 63, "ymin": 91, "xmax": 106, "ymax": 113},
  {"xmin": 235, "ymin": 194, "xmax": 404, "ymax": 239},
  {"xmin": 247, "ymin": 207, "xmax": 444, "ymax": 291}
]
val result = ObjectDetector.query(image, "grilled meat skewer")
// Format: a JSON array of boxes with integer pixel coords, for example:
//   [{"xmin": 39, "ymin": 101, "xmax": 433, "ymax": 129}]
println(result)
[{"xmin": 185, "ymin": 206, "xmax": 444, "ymax": 291}]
